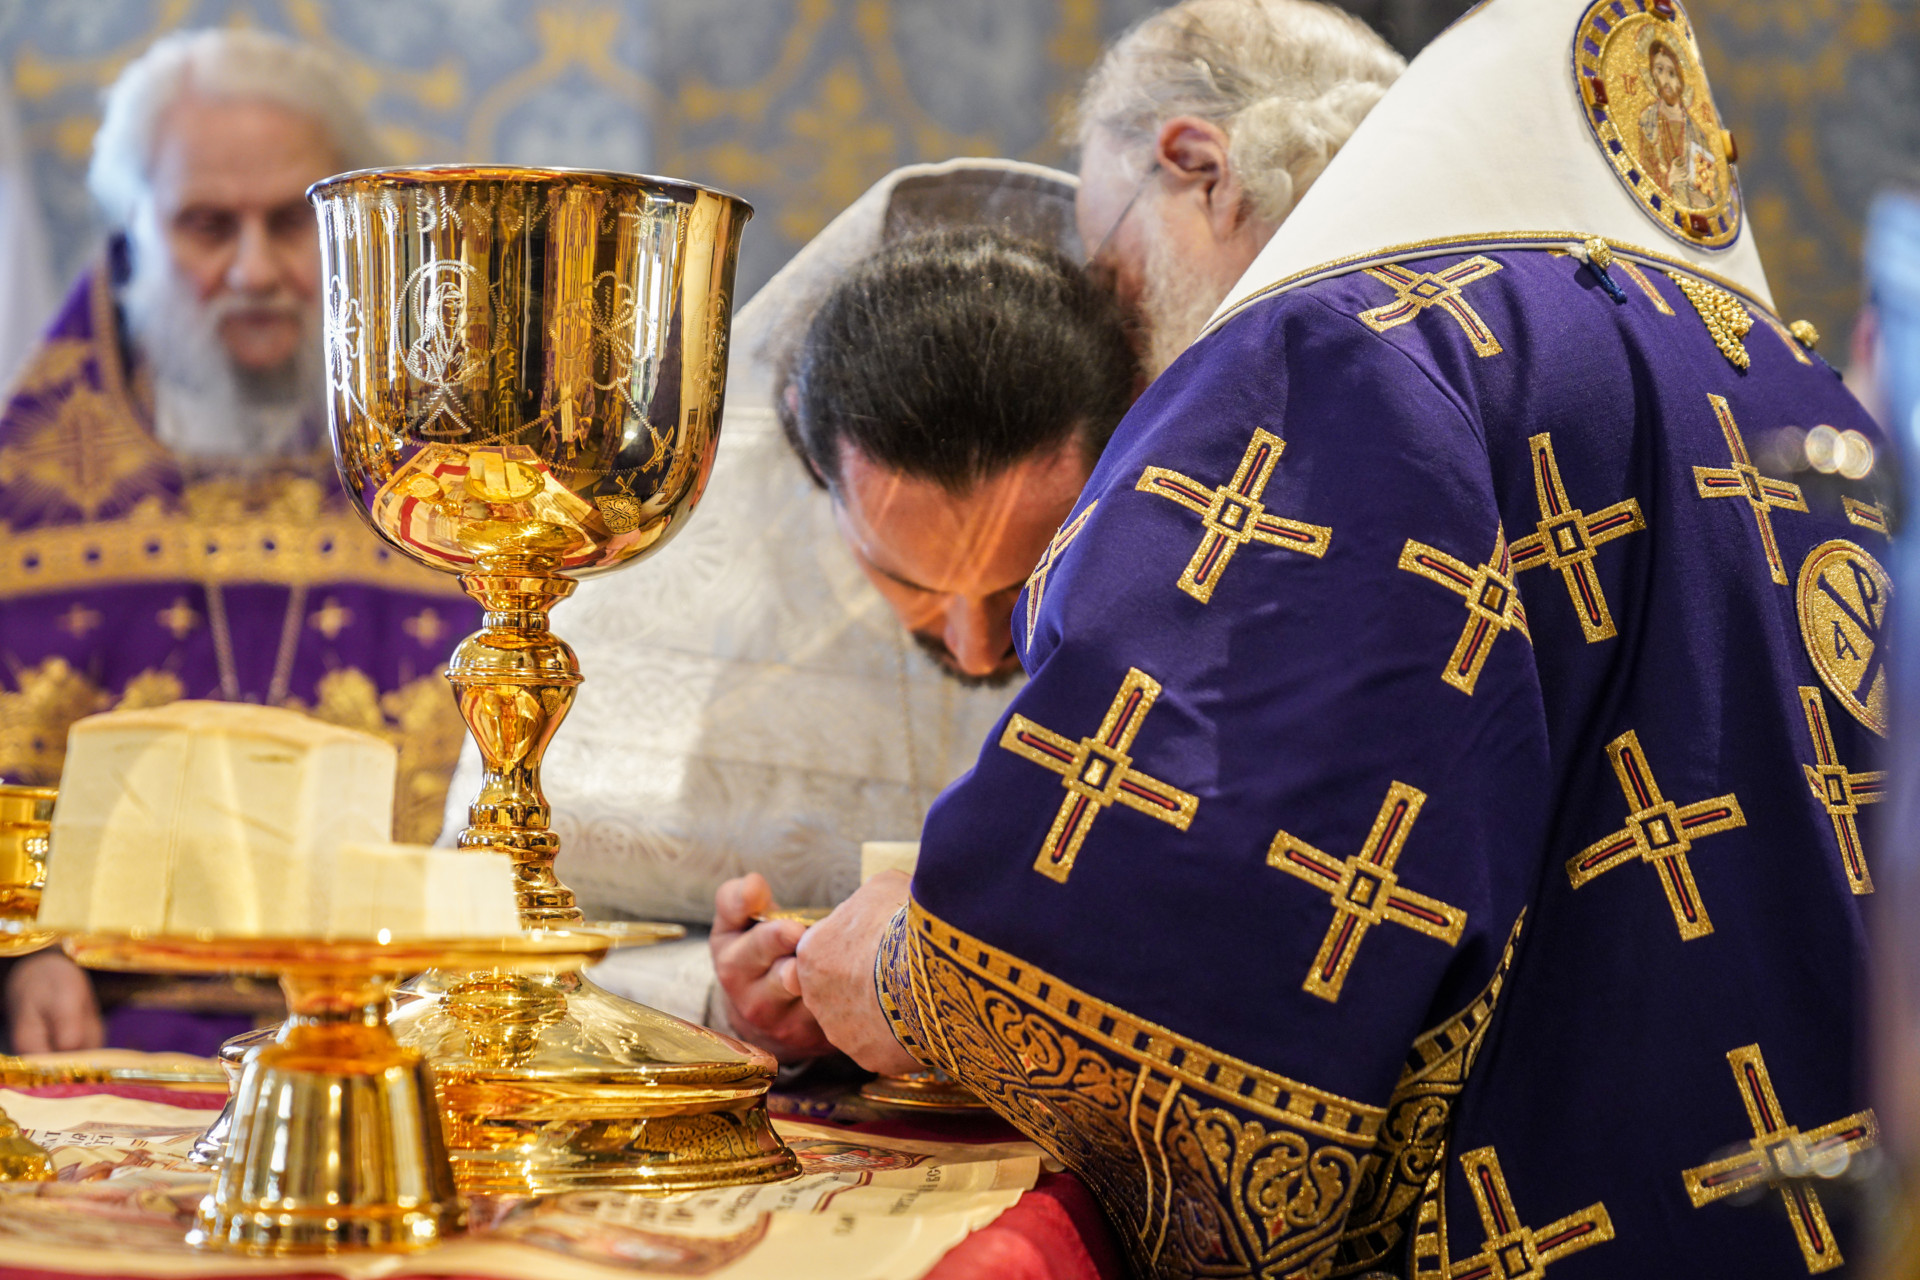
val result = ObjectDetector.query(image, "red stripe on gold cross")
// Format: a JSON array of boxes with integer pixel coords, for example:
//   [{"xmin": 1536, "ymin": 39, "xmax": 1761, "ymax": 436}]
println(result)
[
  {"xmin": 1446, "ymin": 1146, "xmax": 1613, "ymax": 1280},
  {"xmin": 1399, "ymin": 526, "xmax": 1531, "ymax": 695},
  {"xmin": 1567, "ymin": 730, "xmax": 1746, "ymax": 940},
  {"xmin": 1136, "ymin": 428, "xmax": 1331, "ymax": 604},
  {"xmin": 1798, "ymin": 687, "xmax": 1882, "ymax": 895},
  {"xmin": 1023, "ymin": 500, "xmax": 1097, "ymax": 649},
  {"xmin": 1358, "ymin": 257, "xmax": 1506, "ymax": 357},
  {"xmin": 1844, "ymin": 497, "xmax": 1891, "ymax": 538},
  {"xmin": 1681, "ymin": 1043, "xmax": 1877, "ymax": 1274},
  {"xmin": 1508, "ymin": 432, "xmax": 1645, "ymax": 643},
  {"xmin": 1267, "ymin": 782, "xmax": 1466, "ymax": 1002},
  {"xmin": 999, "ymin": 667, "xmax": 1198, "ymax": 884},
  {"xmin": 1693, "ymin": 394, "xmax": 1808, "ymax": 585}
]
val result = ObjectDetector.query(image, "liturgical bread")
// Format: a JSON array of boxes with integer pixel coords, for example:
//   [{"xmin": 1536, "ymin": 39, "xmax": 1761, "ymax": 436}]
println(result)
[
  {"xmin": 328, "ymin": 842, "xmax": 521, "ymax": 937},
  {"xmin": 40, "ymin": 701, "xmax": 398, "ymax": 935}
]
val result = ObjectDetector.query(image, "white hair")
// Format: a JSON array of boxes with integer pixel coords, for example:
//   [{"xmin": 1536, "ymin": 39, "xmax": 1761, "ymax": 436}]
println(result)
[
  {"xmin": 1076, "ymin": 0, "xmax": 1405, "ymax": 225},
  {"xmin": 87, "ymin": 27, "xmax": 385, "ymax": 231}
]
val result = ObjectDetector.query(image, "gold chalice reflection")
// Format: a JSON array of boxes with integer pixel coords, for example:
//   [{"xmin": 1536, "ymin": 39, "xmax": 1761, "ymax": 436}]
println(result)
[{"xmin": 312, "ymin": 166, "xmax": 796, "ymax": 1194}]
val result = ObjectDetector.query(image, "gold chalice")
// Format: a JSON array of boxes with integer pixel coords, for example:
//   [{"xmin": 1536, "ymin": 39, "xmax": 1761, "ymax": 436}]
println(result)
[
  {"xmin": 311, "ymin": 166, "xmax": 796, "ymax": 1194},
  {"xmin": 0, "ymin": 785, "xmax": 63, "ymax": 1181},
  {"xmin": 65, "ymin": 930, "xmax": 609, "ymax": 1254}
]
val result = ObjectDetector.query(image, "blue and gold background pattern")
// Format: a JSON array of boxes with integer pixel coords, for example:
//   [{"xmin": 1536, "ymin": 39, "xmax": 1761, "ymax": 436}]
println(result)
[{"xmin": 0, "ymin": 0, "xmax": 1911, "ymax": 345}]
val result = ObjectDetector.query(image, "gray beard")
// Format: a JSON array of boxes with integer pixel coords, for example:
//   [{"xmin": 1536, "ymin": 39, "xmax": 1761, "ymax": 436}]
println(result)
[
  {"xmin": 120, "ymin": 242, "xmax": 326, "ymax": 467},
  {"xmin": 1138, "ymin": 218, "xmax": 1232, "ymax": 381}
]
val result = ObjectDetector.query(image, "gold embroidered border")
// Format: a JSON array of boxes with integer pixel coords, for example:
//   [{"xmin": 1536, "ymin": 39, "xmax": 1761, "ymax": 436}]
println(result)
[
  {"xmin": 0, "ymin": 508, "xmax": 468, "ymax": 599},
  {"xmin": 880, "ymin": 900, "xmax": 1385, "ymax": 1280},
  {"xmin": 1334, "ymin": 911, "xmax": 1525, "ymax": 1276},
  {"xmin": 1207, "ymin": 231, "xmax": 1784, "ymax": 339}
]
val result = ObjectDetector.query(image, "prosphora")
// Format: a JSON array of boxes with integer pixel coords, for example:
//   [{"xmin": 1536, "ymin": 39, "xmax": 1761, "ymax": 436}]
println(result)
[{"xmin": 0, "ymin": 0, "xmax": 1908, "ymax": 1276}]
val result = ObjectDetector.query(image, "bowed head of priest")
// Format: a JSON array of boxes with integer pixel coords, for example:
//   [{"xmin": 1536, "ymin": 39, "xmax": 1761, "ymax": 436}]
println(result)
[
  {"xmin": 718, "ymin": 227, "xmax": 1139, "ymax": 1062},
  {"xmin": 782, "ymin": 227, "xmax": 1138, "ymax": 689},
  {"xmin": 1073, "ymin": 0, "xmax": 1402, "ymax": 378}
]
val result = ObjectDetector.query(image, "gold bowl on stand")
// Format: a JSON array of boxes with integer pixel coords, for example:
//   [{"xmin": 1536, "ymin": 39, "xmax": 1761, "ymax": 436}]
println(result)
[
  {"xmin": 311, "ymin": 165, "xmax": 796, "ymax": 1195},
  {"xmin": 65, "ymin": 930, "xmax": 608, "ymax": 1254}
]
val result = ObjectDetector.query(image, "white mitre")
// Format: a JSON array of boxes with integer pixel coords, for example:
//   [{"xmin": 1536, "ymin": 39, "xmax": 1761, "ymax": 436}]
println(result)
[
  {"xmin": 1211, "ymin": 0, "xmax": 1773, "ymax": 331},
  {"xmin": 439, "ymin": 158, "xmax": 1079, "ymax": 1018}
]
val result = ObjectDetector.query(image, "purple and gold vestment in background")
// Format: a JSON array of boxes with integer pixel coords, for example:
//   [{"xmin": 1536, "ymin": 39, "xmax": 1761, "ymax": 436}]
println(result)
[
  {"xmin": 0, "ymin": 268, "xmax": 477, "ymax": 849},
  {"xmin": 877, "ymin": 2, "xmax": 1885, "ymax": 1276}
]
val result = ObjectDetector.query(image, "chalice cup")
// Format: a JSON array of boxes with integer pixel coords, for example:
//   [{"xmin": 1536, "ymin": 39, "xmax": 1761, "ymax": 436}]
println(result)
[{"xmin": 312, "ymin": 167, "xmax": 795, "ymax": 1194}]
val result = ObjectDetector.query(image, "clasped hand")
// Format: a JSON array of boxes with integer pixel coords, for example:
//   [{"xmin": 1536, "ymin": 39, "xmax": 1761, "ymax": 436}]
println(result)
[{"xmin": 708, "ymin": 870, "xmax": 920, "ymax": 1074}]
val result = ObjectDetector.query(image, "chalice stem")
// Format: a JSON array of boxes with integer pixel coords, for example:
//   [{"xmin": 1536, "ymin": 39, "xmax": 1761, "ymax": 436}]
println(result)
[{"xmin": 449, "ymin": 572, "xmax": 584, "ymax": 926}]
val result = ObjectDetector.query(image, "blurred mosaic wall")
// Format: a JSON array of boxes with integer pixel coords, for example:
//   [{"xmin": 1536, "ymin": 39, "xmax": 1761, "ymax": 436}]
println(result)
[
  {"xmin": 0, "ymin": 0, "xmax": 1910, "ymax": 345},
  {"xmin": 1691, "ymin": 0, "xmax": 1920, "ymax": 352},
  {"xmin": 0, "ymin": 0, "xmax": 1160, "ymax": 302}
]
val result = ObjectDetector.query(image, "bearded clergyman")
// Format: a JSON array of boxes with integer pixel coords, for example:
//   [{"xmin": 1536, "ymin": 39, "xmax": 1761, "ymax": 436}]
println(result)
[
  {"xmin": 795, "ymin": 0, "xmax": 1890, "ymax": 1276},
  {"xmin": 0, "ymin": 30, "xmax": 476, "ymax": 1052}
]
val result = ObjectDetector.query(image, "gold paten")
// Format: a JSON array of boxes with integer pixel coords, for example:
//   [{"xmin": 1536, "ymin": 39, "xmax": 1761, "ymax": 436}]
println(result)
[
  {"xmin": 0, "ymin": 785, "xmax": 60, "ymax": 1181},
  {"xmin": 65, "ymin": 930, "xmax": 607, "ymax": 1254},
  {"xmin": 310, "ymin": 166, "xmax": 797, "ymax": 1195}
]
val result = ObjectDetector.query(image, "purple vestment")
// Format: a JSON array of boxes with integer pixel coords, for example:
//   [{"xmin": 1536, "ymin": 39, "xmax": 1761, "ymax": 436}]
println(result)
[{"xmin": 0, "ymin": 264, "xmax": 478, "ymax": 842}]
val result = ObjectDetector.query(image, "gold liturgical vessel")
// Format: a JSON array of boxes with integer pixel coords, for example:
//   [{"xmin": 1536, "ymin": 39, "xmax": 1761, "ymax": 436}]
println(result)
[
  {"xmin": 0, "ymin": 786, "xmax": 59, "ymax": 1181},
  {"xmin": 66, "ymin": 930, "xmax": 611, "ymax": 1252},
  {"xmin": 311, "ymin": 166, "xmax": 796, "ymax": 1195}
]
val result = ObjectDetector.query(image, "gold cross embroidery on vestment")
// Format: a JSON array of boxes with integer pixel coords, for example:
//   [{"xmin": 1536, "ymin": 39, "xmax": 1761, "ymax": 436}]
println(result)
[
  {"xmin": 56, "ymin": 603, "xmax": 101, "ymax": 639},
  {"xmin": 1399, "ymin": 526, "xmax": 1530, "ymax": 695},
  {"xmin": 156, "ymin": 597, "xmax": 200, "ymax": 640},
  {"xmin": 998, "ymin": 667, "xmax": 1198, "ymax": 883},
  {"xmin": 308, "ymin": 596, "xmax": 354, "ymax": 640},
  {"xmin": 1567, "ymin": 729, "xmax": 1746, "ymax": 940},
  {"xmin": 1446, "ymin": 1145, "xmax": 1613, "ymax": 1280},
  {"xmin": 1694, "ymin": 394, "xmax": 1807, "ymax": 585},
  {"xmin": 1507, "ymin": 433, "xmax": 1645, "ymax": 642},
  {"xmin": 1358, "ymin": 257, "xmax": 1506, "ymax": 357},
  {"xmin": 1680, "ymin": 1044, "xmax": 1877, "ymax": 1274},
  {"xmin": 1023, "ymin": 500, "xmax": 1097, "ymax": 647},
  {"xmin": 1798, "ymin": 686, "xmax": 1882, "ymax": 895},
  {"xmin": 1135, "ymin": 429, "xmax": 1331, "ymax": 604},
  {"xmin": 1843, "ymin": 497, "xmax": 1890, "ymax": 537},
  {"xmin": 1267, "ymin": 781, "xmax": 1466, "ymax": 1002}
]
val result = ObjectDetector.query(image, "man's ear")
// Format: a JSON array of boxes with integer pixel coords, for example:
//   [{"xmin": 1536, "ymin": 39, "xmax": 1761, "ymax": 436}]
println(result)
[{"xmin": 1153, "ymin": 116, "xmax": 1245, "ymax": 240}]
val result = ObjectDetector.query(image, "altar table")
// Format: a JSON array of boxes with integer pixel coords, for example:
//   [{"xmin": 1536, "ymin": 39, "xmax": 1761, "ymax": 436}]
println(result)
[{"xmin": 0, "ymin": 1064, "xmax": 1121, "ymax": 1280}]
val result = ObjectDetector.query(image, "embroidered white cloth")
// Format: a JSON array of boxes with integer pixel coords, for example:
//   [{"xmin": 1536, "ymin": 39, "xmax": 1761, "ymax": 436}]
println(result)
[{"xmin": 441, "ymin": 160, "xmax": 1080, "ymax": 1010}]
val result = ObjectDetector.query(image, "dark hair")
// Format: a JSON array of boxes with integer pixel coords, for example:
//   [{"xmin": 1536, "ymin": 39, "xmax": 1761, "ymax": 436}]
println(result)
[
  {"xmin": 782, "ymin": 228, "xmax": 1138, "ymax": 492},
  {"xmin": 1647, "ymin": 38, "xmax": 1680, "ymax": 73}
]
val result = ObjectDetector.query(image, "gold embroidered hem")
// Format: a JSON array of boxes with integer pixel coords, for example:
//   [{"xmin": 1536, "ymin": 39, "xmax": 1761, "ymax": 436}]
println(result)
[
  {"xmin": 0, "ymin": 500, "xmax": 467, "ymax": 598},
  {"xmin": 879, "ymin": 900, "xmax": 1385, "ymax": 1280},
  {"xmin": 1333, "ymin": 912, "xmax": 1525, "ymax": 1276}
]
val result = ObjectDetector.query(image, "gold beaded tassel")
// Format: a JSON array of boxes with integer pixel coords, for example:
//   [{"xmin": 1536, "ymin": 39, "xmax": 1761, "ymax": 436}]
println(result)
[{"xmin": 1667, "ymin": 271, "xmax": 1753, "ymax": 370}]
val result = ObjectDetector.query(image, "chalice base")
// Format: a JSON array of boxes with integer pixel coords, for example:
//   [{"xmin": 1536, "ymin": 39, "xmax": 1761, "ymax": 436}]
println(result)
[
  {"xmin": 192, "ymin": 1049, "xmax": 461, "ymax": 1255},
  {"xmin": 391, "ymin": 972, "xmax": 799, "ymax": 1195},
  {"xmin": 63, "ymin": 931, "xmax": 608, "ymax": 1253}
]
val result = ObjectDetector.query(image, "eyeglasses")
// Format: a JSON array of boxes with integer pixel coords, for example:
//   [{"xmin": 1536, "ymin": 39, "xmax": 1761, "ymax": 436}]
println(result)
[{"xmin": 1086, "ymin": 163, "xmax": 1160, "ymax": 268}]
